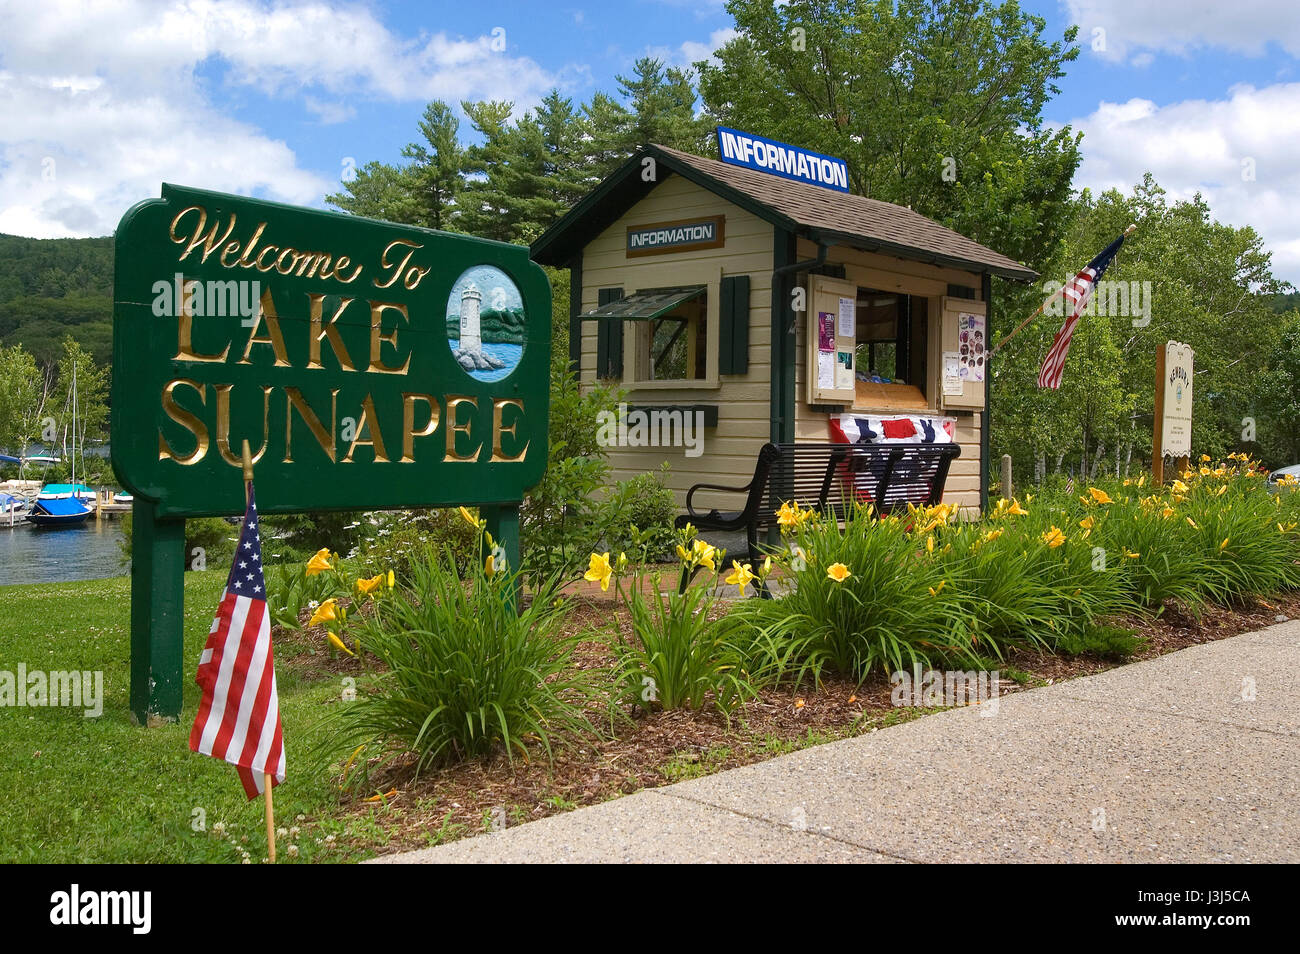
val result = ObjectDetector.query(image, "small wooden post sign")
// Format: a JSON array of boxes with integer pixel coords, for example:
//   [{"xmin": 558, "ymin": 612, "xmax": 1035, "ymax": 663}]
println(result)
[
  {"xmin": 112, "ymin": 184, "xmax": 551, "ymax": 725},
  {"xmin": 1152, "ymin": 340, "xmax": 1194, "ymax": 485}
]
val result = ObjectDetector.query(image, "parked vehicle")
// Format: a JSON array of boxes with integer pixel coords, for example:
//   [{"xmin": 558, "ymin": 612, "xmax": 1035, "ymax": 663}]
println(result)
[{"xmin": 1268, "ymin": 463, "xmax": 1300, "ymax": 493}]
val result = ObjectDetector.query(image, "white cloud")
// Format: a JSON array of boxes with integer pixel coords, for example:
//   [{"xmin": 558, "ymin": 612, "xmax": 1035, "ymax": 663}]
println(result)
[
  {"xmin": 679, "ymin": 28, "xmax": 739, "ymax": 69},
  {"xmin": 1063, "ymin": 82, "xmax": 1300, "ymax": 282},
  {"xmin": 1066, "ymin": 0, "xmax": 1300, "ymax": 62},
  {"xmin": 0, "ymin": 0, "xmax": 560, "ymax": 238}
]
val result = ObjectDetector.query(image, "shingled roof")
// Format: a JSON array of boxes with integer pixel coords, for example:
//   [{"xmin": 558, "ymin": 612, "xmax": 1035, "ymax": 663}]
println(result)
[{"xmin": 531, "ymin": 143, "xmax": 1037, "ymax": 282}]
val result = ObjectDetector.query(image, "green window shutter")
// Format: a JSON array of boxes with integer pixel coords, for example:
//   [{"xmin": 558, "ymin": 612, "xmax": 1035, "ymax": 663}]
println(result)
[
  {"xmin": 595, "ymin": 287, "xmax": 624, "ymax": 378},
  {"xmin": 719, "ymin": 275, "xmax": 750, "ymax": 375}
]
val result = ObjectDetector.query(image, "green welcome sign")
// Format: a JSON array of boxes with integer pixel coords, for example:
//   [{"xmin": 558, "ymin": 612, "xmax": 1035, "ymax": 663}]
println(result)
[{"xmin": 112, "ymin": 184, "xmax": 551, "ymax": 725}]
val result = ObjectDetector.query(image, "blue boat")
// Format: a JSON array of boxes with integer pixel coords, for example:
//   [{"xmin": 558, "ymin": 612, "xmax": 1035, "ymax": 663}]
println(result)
[{"xmin": 26, "ymin": 495, "xmax": 92, "ymax": 527}]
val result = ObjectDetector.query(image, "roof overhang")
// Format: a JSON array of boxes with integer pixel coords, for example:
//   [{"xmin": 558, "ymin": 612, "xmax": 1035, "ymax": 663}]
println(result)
[{"xmin": 531, "ymin": 144, "xmax": 1039, "ymax": 283}]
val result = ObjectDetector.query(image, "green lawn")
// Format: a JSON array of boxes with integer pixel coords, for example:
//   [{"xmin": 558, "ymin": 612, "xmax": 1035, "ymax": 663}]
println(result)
[{"xmin": 0, "ymin": 571, "xmax": 367, "ymax": 863}]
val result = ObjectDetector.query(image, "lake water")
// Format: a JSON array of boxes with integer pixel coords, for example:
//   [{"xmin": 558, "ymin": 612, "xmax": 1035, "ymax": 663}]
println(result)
[
  {"xmin": 0, "ymin": 520, "xmax": 128, "ymax": 586},
  {"xmin": 448, "ymin": 340, "xmax": 524, "ymax": 382}
]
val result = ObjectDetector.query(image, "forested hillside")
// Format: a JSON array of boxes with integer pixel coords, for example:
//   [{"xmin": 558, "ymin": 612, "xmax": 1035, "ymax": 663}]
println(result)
[{"xmin": 0, "ymin": 233, "xmax": 113, "ymax": 366}]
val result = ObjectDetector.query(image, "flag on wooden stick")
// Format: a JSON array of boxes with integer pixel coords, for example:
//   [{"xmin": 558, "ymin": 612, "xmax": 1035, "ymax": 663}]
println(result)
[
  {"xmin": 189, "ymin": 484, "xmax": 285, "ymax": 799},
  {"xmin": 1037, "ymin": 231, "xmax": 1130, "ymax": 390}
]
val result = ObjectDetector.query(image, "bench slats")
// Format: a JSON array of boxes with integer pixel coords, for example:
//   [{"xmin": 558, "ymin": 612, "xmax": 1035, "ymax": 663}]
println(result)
[{"xmin": 676, "ymin": 441, "xmax": 961, "ymax": 565}]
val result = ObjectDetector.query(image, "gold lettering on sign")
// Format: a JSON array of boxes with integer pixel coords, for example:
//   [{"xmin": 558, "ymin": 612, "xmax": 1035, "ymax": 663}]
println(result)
[
  {"xmin": 444, "ymin": 395, "xmax": 481, "ymax": 462},
  {"xmin": 368, "ymin": 302, "xmax": 410, "ymax": 374},
  {"xmin": 342, "ymin": 394, "xmax": 390, "ymax": 463},
  {"xmin": 284, "ymin": 387, "xmax": 338, "ymax": 463},
  {"xmin": 328, "ymin": 255, "xmax": 363, "ymax": 284},
  {"xmin": 169, "ymin": 205, "xmax": 236, "ymax": 264},
  {"xmin": 401, "ymin": 393, "xmax": 440, "ymax": 463},
  {"xmin": 306, "ymin": 293, "xmax": 357, "ymax": 371},
  {"xmin": 373, "ymin": 239, "xmax": 428, "ymax": 290},
  {"xmin": 491, "ymin": 398, "xmax": 529, "ymax": 463},
  {"xmin": 214, "ymin": 384, "xmax": 272, "ymax": 466},
  {"xmin": 174, "ymin": 279, "xmax": 230, "ymax": 363},
  {"xmin": 240, "ymin": 288, "xmax": 291, "ymax": 366},
  {"xmin": 158, "ymin": 379, "xmax": 209, "ymax": 465}
]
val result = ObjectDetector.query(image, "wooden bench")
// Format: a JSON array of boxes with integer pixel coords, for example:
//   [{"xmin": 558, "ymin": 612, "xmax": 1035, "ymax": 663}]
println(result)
[{"xmin": 675, "ymin": 441, "xmax": 961, "ymax": 566}]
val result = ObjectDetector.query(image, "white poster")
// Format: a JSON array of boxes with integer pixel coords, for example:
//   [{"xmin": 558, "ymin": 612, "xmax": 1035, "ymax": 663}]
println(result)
[
  {"xmin": 817, "ymin": 350, "xmax": 836, "ymax": 389},
  {"xmin": 942, "ymin": 352, "xmax": 963, "ymax": 395},
  {"xmin": 838, "ymin": 296, "xmax": 855, "ymax": 338},
  {"xmin": 1161, "ymin": 341, "xmax": 1194, "ymax": 458},
  {"xmin": 957, "ymin": 312, "xmax": 985, "ymax": 382}
]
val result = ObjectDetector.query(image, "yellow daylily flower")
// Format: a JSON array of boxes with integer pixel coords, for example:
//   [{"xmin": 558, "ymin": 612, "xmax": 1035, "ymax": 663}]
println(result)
[
  {"xmin": 725, "ymin": 560, "xmax": 757, "ymax": 593},
  {"xmin": 1200, "ymin": 454, "xmax": 1211, "ymax": 463},
  {"xmin": 1214, "ymin": 485, "xmax": 1227, "ymax": 497},
  {"xmin": 1171, "ymin": 479, "xmax": 1189, "ymax": 494},
  {"xmin": 827, "ymin": 562, "xmax": 852, "ymax": 583},
  {"xmin": 1123, "ymin": 549, "xmax": 1140, "ymax": 559},
  {"xmin": 584, "ymin": 552, "xmax": 613, "ymax": 592},
  {"xmin": 676, "ymin": 544, "xmax": 689, "ymax": 563},
  {"xmin": 485, "ymin": 554, "xmax": 496, "ymax": 578},
  {"xmin": 309, "ymin": 598, "xmax": 338, "ymax": 627},
  {"xmin": 1137, "ymin": 474, "xmax": 1147, "ymax": 487},
  {"xmin": 1087, "ymin": 487, "xmax": 1114, "ymax": 505},
  {"xmin": 1006, "ymin": 499, "xmax": 1028, "ymax": 516},
  {"xmin": 1041, "ymin": 527, "xmax": 1066, "ymax": 548},
  {"xmin": 776, "ymin": 501, "xmax": 800, "ymax": 528},
  {"xmin": 355, "ymin": 574, "xmax": 384, "ymax": 596},
  {"xmin": 1079, "ymin": 515, "xmax": 1095, "ymax": 530},
  {"xmin": 981, "ymin": 527, "xmax": 1004, "ymax": 543},
  {"xmin": 1199, "ymin": 465, "xmax": 1212, "ymax": 476},
  {"xmin": 458, "ymin": 505, "xmax": 476, "ymax": 526},
  {"xmin": 925, "ymin": 535, "xmax": 935, "ymax": 554},
  {"xmin": 305, "ymin": 548, "xmax": 333, "ymax": 576},
  {"xmin": 692, "ymin": 538, "xmax": 717, "ymax": 571},
  {"xmin": 327, "ymin": 633, "xmax": 356, "ymax": 657}
]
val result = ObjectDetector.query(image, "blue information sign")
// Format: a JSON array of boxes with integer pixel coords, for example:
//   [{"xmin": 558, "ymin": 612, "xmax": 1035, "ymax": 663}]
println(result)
[{"xmin": 715, "ymin": 126, "xmax": 849, "ymax": 193}]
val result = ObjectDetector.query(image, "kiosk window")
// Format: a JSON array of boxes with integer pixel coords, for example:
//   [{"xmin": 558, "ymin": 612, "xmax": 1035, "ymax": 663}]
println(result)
[
  {"xmin": 854, "ymin": 289, "xmax": 927, "ymax": 397},
  {"xmin": 635, "ymin": 292, "xmax": 707, "ymax": 382}
]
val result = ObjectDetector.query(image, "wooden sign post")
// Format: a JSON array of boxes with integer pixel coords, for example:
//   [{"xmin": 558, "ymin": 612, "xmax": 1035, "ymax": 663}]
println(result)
[
  {"xmin": 1152, "ymin": 340, "xmax": 1194, "ymax": 485},
  {"xmin": 113, "ymin": 184, "xmax": 551, "ymax": 725}
]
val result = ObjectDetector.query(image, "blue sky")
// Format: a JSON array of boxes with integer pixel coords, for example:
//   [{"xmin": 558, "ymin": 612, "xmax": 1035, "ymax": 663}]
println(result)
[{"xmin": 2, "ymin": 0, "xmax": 1299, "ymax": 280}]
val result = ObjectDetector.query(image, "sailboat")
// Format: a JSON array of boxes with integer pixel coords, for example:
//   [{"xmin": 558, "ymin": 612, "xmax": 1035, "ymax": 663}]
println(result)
[{"xmin": 27, "ymin": 363, "xmax": 94, "ymax": 528}]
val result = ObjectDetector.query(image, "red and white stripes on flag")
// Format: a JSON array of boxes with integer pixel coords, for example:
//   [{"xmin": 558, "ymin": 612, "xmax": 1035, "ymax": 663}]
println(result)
[
  {"xmin": 1037, "ymin": 233, "xmax": 1128, "ymax": 390},
  {"xmin": 189, "ymin": 486, "xmax": 285, "ymax": 799}
]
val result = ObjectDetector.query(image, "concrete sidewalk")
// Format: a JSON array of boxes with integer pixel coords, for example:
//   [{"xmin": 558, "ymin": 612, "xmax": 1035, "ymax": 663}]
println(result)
[{"xmin": 370, "ymin": 620, "xmax": 1300, "ymax": 864}]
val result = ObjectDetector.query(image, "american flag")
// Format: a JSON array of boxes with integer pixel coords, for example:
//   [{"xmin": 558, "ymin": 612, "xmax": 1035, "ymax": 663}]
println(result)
[
  {"xmin": 1037, "ymin": 233, "xmax": 1129, "ymax": 389},
  {"xmin": 189, "ymin": 486, "xmax": 285, "ymax": 799}
]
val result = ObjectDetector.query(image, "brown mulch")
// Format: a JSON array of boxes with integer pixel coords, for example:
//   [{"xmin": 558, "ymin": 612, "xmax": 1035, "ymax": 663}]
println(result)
[{"xmin": 280, "ymin": 589, "xmax": 1300, "ymax": 858}]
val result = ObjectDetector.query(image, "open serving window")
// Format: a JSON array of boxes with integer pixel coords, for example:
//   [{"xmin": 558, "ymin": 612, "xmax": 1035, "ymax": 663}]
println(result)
[{"xmin": 806, "ymin": 274, "xmax": 929, "ymax": 411}]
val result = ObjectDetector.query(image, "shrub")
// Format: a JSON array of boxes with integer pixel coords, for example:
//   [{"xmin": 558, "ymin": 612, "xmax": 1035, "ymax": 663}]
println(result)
[
  {"xmin": 119, "ymin": 513, "xmax": 237, "ymax": 567},
  {"xmin": 598, "ymin": 465, "xmax": 679, "ymax": 563},
  {"xmin": 353, "ymin": 508, "xmax": 479, "ymax": 580},
  {"xmin": 336, "ymin": 539, "xmax": 598, "ymax": 774}
]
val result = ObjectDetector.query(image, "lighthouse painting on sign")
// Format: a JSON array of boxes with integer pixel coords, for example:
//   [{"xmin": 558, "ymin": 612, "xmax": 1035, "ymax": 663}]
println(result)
[{"xmin": 446, "ymin": 264, "xmax": 526, "ymax": 382}]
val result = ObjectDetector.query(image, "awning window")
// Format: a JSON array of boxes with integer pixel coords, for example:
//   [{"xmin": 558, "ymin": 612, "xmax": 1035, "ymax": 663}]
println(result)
[{"xmin": 581, "ymin": 286, "xmax": 705, "ymax": 320}]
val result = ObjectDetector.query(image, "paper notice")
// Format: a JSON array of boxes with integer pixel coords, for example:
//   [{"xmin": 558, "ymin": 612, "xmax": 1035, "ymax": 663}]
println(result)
[
  {"xmin": 838, "ymin": 297, "xmax": 855, "ymax": 338},
  {"xmin": 943, "ymin": 352, "xmax": 963, "ymax": 395},
  {"xmin": 817, "ymin": 350, "xmax": 835, "ymax": 389}
]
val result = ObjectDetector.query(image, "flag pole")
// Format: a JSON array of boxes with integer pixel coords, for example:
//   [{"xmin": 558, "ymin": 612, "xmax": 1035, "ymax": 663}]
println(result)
[
  {"xmin": 989, "ymin": 223, "xmax": 1137, "ymax": 358},
  {"xmin": 241, "ymin": 439, "xmax": 276, "ymax": 865}
]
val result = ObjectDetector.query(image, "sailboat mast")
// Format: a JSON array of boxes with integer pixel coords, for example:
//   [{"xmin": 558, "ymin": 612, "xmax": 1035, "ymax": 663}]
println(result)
[{"xmin": 71, "ymin": 361, "xmax": 77, "ymax": 489}]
